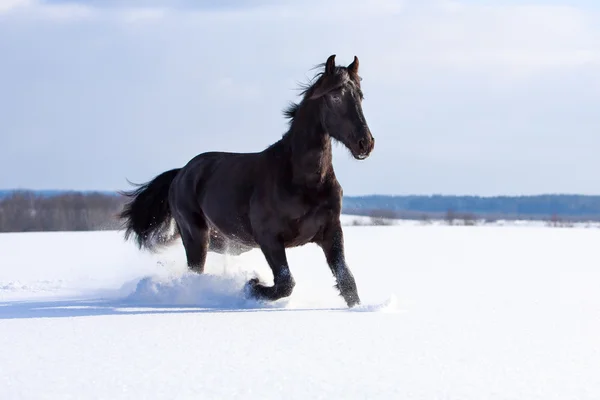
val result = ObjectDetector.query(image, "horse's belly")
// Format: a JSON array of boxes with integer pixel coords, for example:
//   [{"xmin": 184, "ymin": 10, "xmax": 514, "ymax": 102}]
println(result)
[
  {"xmin": 281, "ymin": 216, "xmax": 325, "ymax": 248},
  {"xmin": 206, "ymin": 216, "xmax": 257, "ymax": 247},
  {"xmin": 200, "ymin": 193, "xmax": 257, "ymax": 247},
  {"xmin": 284, "ymin": 234, "xmax": 315, "ymax": 248}
]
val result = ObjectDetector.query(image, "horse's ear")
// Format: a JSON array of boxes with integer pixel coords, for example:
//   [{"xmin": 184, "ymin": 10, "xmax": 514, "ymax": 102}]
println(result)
[
  {"xmin": 325, "ymin": 54, "xmax": 336, "ymax": 75},
  {"xmin": 309, "ymin": 54, "xmax": 337, "ymax": 99},
  {"xmin": 347, "ymin": 56, "xmax": 359, "ymax": 75}
]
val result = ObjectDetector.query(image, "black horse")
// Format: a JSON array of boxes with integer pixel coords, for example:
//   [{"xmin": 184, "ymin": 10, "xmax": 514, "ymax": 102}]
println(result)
[{"xmin": 119, "ymin": 54, "xmax": 375, "ymax": 307}]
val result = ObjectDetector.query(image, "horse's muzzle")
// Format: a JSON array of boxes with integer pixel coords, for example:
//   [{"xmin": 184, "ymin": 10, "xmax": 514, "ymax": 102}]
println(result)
[{"xmin": 354, "ymin": 132, "xmax": 374, "ymax": 160}]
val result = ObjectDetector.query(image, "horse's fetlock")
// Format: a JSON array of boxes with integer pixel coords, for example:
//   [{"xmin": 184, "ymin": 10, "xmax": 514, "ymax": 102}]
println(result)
[{"xmin": 276, "ymin": 277, "xmax": 295, "ymax": 297}]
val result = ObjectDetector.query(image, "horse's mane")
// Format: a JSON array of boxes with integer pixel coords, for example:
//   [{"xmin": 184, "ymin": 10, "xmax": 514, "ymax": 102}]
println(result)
[
  {"xmin": 282, "ymin": 61, "xmax": 329, "ymax": 125},
  {"xmin": 283, "ymin": 102, "xmax": 300, "ymax": 122}
]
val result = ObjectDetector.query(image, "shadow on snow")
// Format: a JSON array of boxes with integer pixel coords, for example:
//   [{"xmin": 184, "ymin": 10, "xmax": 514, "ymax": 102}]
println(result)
[{"xmin": 0, "ymin": 272, "xmax": 396, "ymax": 319}]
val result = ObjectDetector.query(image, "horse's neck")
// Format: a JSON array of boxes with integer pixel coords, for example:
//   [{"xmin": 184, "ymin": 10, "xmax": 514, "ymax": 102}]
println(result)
[{"xmin": 285, "ymin": 121, "xmax": 333, "ymax": 187}]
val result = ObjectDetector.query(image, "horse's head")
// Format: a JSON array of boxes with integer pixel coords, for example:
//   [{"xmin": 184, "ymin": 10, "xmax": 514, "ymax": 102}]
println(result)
[{"xmin": 309, "ymin": 54, "xmax": 375, "ymax": 160}]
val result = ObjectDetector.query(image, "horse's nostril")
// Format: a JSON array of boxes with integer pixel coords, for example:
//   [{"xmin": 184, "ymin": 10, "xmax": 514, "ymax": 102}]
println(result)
[{"xmin": 358, "ymin": 139, "xmax": 366, "ymax": 152}]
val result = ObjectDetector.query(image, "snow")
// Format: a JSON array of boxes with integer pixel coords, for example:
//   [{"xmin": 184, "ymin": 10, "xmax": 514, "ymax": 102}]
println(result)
[{"xmin": 1, "ymin": 222, "xmax": 599, "ymax": 399}]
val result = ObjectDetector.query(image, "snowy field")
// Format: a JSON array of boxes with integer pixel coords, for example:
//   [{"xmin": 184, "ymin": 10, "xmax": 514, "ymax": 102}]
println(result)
[{"xmin": 1, "ymin": 219, "xmax": 599, "ymax": 399}]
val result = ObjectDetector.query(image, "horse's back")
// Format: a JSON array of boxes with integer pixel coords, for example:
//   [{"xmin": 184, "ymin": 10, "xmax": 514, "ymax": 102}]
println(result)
[{"xmin": 173, "ymin": 150, "xmax": 263, "ymax": 195}]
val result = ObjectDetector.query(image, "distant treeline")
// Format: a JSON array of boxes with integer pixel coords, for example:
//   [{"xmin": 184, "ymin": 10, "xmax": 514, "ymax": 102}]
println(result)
[
  {"xmin": 1, "ymin": 190, "xmax": 600, "ymax": 232},
  {"xmin": 343, "ymin": 194, "xmax": 600, "ymax": 222},
  {"xmin": 0, "ymin": 191, "xmax": 125, "ymax": 232}
]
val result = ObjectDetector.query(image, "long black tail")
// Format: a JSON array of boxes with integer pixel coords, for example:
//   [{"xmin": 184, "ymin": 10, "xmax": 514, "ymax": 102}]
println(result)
[{"xmin": 118, "ymin": 168, "xmax": 181, "ymax": 251}]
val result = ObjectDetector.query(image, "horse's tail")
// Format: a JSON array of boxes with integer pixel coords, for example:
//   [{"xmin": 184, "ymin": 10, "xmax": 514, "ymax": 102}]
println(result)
[{"xmin": 118, "ymin": 168, "xmax": 181, "ymax": 252}]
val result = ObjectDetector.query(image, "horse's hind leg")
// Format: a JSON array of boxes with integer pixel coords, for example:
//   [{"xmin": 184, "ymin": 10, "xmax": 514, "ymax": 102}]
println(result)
[{"xmin": 175, "ymin": 212, "xmax": 209, "ymax": 274}]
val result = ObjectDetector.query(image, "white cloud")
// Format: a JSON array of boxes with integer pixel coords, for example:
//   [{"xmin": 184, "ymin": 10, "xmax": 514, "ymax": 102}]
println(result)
[
  {"xmin": 3, "ymin": 0, "xmax": 599, "ymax": 78},
  {"xmin": 117, "ymin": 7, "xmax": 167, "ymax": 24},
  {"xmin": 0, "ymin": 0, "xmax": 32, "ymax": 13},
  {"xmin": 0, "ymin": 0, "xmax": 94, "ymax": 20},
  {"xmin": 157, "ymin": 1, "xmax": 600, "ymax": 81},
  {"xmin": 417, "ymin": 2, "xmax": 600, "ymax": 74}
]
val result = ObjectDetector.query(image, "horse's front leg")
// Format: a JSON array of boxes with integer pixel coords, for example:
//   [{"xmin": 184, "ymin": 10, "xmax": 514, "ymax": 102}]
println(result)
[
  {"xmin": 245, "ymin": 238, "xmax": 296, "ymax": 302},
  {"xmin": 317, "ymin": 220, "xmax": 361, "ymax": 307}
]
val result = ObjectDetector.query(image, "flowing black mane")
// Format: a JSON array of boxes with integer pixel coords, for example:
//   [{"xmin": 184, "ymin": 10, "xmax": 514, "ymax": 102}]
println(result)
[
  {"xmin": 282, "ymin": 62, "xmax": 327, "ymax": 124},
  {"xmin": 283, "ymin": 102, "xmax": 300, "ymax": 123}
]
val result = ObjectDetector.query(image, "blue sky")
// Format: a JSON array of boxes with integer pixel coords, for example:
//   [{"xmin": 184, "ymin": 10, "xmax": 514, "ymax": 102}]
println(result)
[{"xmin": 1, "ymin": 0, "xmax": 599, "ymax": 196}]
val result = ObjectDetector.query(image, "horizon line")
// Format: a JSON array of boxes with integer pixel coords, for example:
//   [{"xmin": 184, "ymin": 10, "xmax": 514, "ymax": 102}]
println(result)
[{"xmin": 2, "ymin": 188, "xmax": 600, "ymax": 198}]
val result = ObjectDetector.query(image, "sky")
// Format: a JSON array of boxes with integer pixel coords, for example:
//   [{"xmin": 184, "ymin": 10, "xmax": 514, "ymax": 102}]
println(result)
[{"xmin": 1, "ymin": 0, "xmax": 599, "ymax": 196}]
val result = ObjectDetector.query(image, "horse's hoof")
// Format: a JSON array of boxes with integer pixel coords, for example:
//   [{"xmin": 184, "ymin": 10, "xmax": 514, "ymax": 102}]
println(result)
[
  {"xmin": 347, "ymin": 299, "xmax": 360, "ymax": 308},
  {"xmin": 243, "ymin": 278, "xmax": 294, "ymax": 302},
  {"xmin": 343, "ymin": 292, "xmax": 361, "ymax": 308},
  {"xmin": 243, "ymin": 278, "xmax": 261, "ymax": 299}
]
